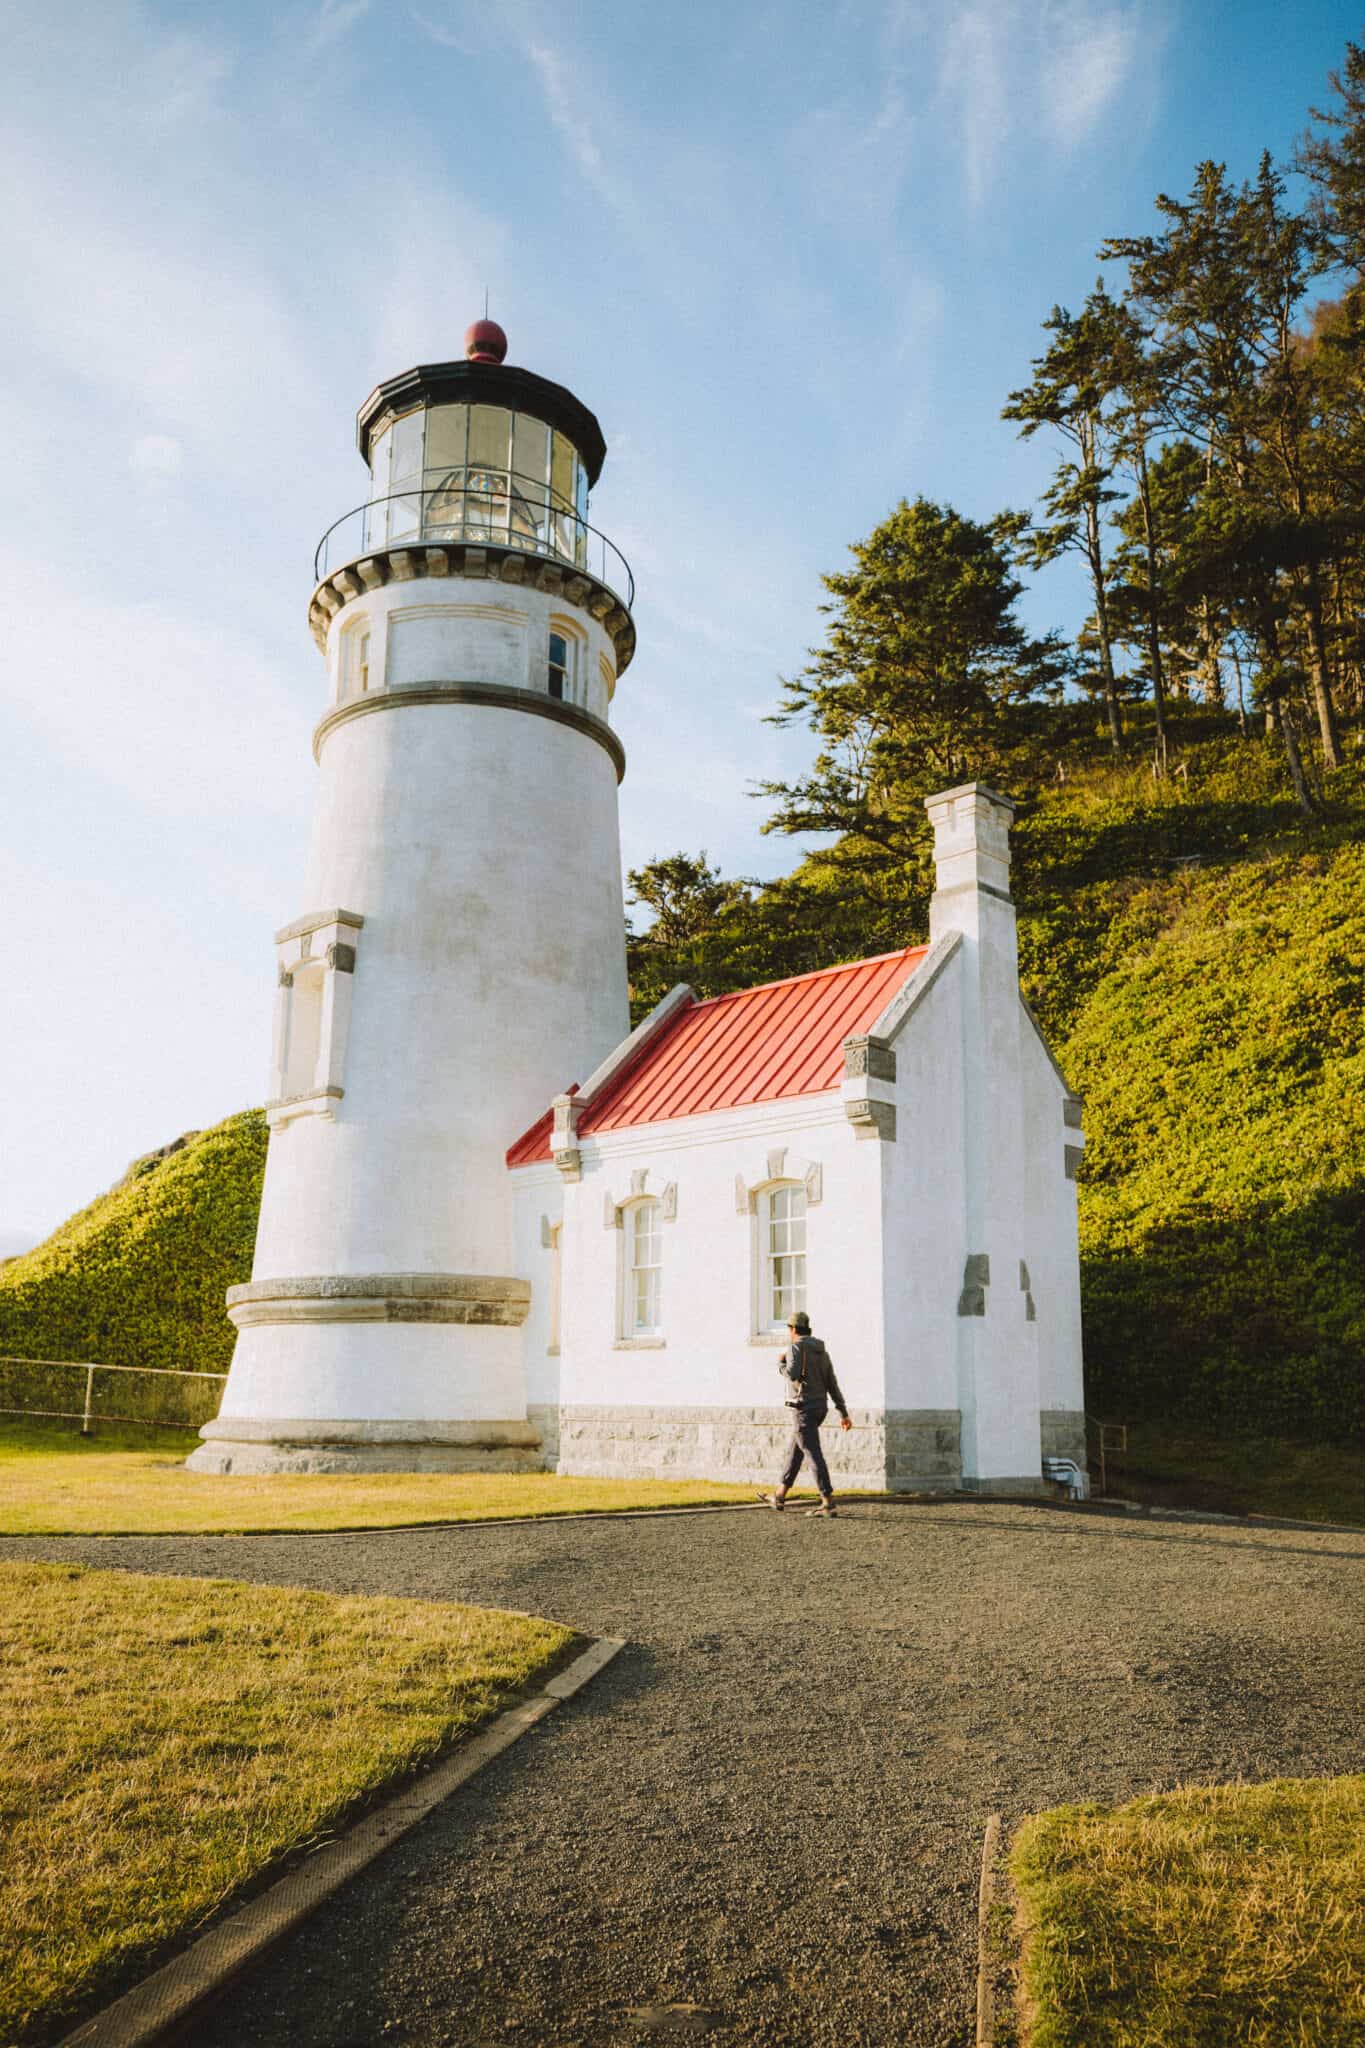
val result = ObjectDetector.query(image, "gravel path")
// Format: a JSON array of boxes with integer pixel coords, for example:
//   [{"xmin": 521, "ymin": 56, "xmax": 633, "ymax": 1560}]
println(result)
[{"xmin": 9, "ymin": 1502, "xmax": 1363, "ymax": 2047}]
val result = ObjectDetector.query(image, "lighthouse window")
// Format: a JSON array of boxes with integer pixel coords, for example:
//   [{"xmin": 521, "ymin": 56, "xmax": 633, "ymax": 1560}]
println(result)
[
  {"xmin": 625, "ymin": 1199, "xmax": 662, "ymax": 1337},
  {"xmin": 761, "ymin": 1184, "xmax": 807, "ymax": 1331},
  {"xmin": 548, "ymin": 633, "xmax": 569, "ymax": 701},
  {"xmin": 340, "ymin": 619, "xmax": 370, "ymax": 698}
]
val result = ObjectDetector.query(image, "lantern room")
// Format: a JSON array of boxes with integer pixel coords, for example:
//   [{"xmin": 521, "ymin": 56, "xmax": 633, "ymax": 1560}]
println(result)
[{"xmin": 311, "ymin": 321, "xmax": 625, "ymax": 598}]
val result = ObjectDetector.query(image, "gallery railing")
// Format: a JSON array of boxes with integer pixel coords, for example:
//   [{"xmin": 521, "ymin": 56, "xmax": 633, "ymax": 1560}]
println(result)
[{"xmin": 314, "ymin": 471, "xmax": 634, "ymax": 608}]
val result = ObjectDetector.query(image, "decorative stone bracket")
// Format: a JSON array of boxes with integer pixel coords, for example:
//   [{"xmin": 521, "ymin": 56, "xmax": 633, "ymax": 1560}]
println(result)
[
  {"xmin": 734, "ymin": 1148, "xmax": 823, "ymax": 1214},
  {"xmin": 602, "ymin": 1166, "xmax": 677, "ymax": 1227},
  {"xmin": 310, "ymin": 541, "xmax": 636, "ymax": 675},
  {"xmin": 551, "ymin": 1093, "xmax": 582, "ymax": 1181},
  {"xmin": 842, "ymin": 1034, "xmax": 897, "ymax": 1142},
  {"xmin": 957, "ymin": 1252, "xmax": 990, "ymax": 1318},
  {"xmin": 1019, "ymin": 1257, "xmax": 1037, "ymax": 1322},
  {"xmin": 267, "ymin": 909, "xmax": 365, "ymax": 1128}
]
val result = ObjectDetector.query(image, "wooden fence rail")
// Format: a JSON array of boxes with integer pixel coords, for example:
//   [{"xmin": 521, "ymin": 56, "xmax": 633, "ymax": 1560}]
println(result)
[{"xmin": 0, "ymin": 1357, "xmax": 227, "ymax": 1434}]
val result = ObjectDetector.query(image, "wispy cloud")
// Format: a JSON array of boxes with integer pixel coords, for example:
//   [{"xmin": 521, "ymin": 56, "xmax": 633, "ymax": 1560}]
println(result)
[
  {"xmin": 940, "ymin": 6, "xmax": 1007, "ymax": 210},
  {"xmin": 935, "ymin": 0, "xmax": 1145, "ymax": 207},
  {"xmin": 306, "ymin": 0, "xmax": 371, "ymax": 55},
  {"xmin": 1039, "ymin": 1, "xmax": 1141, "ymax": 148}
]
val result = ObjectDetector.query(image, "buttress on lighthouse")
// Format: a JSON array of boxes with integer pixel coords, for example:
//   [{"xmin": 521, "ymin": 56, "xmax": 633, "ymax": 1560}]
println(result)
[{"xmin": 193, "ymin": 325, "xmax": 1089, "ymax": 1498}]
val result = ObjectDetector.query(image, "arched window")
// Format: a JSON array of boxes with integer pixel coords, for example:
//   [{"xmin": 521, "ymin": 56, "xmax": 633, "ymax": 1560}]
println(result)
[
  {"xmin": 758, "ymin": 1183, "xmax": 806, "ymax": 1332},
  {"xmin": 547, "ymin": 617, "xmax": 587, "ymax": 705},
  {"xmin": 548, "ymin": 631, "xmax": 569, "ymax": 700},
  {"xmin": 623, "ymin": 1198, "xmax": 662, "ymax": 1338},
  {"xmin": 339, "ymin": 617, "xmax": 371, "ymax": 699}
]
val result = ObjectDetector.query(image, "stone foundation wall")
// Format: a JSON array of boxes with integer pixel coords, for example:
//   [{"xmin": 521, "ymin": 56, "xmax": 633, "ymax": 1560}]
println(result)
[
  {"xmin": 528, "ymin": 1402, "xmax": 560, "ymax": 1466},
  {"xmin": 554, "ymin": 1404, "xmax": 961, "ymax": 1492},
  {"xmin": 1040, "ymin": 1408, "xmax": 1087, "ymax": 1465}
]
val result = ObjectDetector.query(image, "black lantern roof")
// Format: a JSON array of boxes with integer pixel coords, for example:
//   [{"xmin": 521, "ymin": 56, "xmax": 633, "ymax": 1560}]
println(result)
[{"xmin": 355, "ymin": 359, "xmax": 607, "ymax": 485}]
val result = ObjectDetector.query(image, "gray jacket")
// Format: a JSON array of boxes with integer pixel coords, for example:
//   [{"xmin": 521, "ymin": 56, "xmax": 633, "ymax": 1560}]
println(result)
[{"xmin": 779, "ymin": 1335, "xmax": 847, "ymax": 1416}]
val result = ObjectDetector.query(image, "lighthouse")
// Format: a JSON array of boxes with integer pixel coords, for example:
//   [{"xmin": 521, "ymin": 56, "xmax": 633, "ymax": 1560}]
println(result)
[{"xmin": 190, "ymin": 323, "xmax": 635, "ymax": 1473}]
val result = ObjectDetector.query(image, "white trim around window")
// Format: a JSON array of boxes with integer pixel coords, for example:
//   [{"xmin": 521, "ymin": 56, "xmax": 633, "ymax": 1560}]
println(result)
[
  {"xmin": 753, "ymin": 1180, "xmax": 807, "ymax": 1336},
  {"xmin": 617, "ymin": 1194, "xmax": 664, "ymax": 1345}
]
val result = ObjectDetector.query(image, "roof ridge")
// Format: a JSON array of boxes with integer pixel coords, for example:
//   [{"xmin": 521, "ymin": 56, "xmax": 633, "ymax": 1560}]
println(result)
[{"xmin": 689, "ymin": 944, "xmax": 925, "ymax": 1010}]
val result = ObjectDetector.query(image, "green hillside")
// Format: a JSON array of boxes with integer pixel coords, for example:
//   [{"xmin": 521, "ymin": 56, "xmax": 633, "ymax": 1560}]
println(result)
[
  {"xmin": 1014, "ymin": 745, "xmax": 1365, "ymax": 1438},
  {"xmin": 2, "ymin": 740, "xmax": 1362, "ymax": 1446},
  {"xmin": 0, "ymin": 1113, "xmax": 267, "ymax": 1413}
]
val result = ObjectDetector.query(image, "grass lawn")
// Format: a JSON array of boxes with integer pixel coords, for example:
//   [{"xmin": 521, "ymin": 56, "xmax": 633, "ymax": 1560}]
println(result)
[
  {"xmin": 0, "ymin": 1420, "xmax": 761, "ymax": 1535},
  {"xmin": 1010, "ymin": 1776, "xmax": 1365, "ymax": 2047},
  {"xmin": 0, "ymin": 1561, "xmax": 572, "ymax": 2048},
  {"xmin": 1105, "ymin": 1421, "xmax": 1365, "ymax": 1527}
]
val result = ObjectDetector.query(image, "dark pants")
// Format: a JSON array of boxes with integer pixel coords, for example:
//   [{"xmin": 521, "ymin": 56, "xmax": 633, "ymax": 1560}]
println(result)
[{"xmin": 780, "ymin": 1401, "xmax": 832, "ymax": 1496}]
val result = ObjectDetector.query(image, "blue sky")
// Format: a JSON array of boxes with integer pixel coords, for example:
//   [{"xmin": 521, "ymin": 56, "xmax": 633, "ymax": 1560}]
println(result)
[{"xmin": 2, "ymin": 0, "xmax": 1359, "ymax": 1248}]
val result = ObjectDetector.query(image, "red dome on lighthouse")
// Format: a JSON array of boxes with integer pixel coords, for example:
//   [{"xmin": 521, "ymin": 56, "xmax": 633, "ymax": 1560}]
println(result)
[{"xmin": 464, "ymin": 319, "xmax": 508, "ymax": 364}]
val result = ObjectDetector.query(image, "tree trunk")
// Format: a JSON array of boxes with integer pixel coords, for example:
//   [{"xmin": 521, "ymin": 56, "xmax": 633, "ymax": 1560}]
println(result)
[
  {"xmin": 1258, "ymin": 614, "xmax": 1317, "ymax": 818},
  {"xmin": 1199, "ymin": 598, "xmax": 1224, "ymax": 707},
  {"xmin": 1279, "ymin": 696, "xmax": 1316, "ymax": 817},
  {"xmin": 1230, "ymin": 644, "xmax": 1249, "ymax": 735},
  {"xmin": 1135, "ymin": 443, "xmax": 1169, "ymax": 774},
  {"xmin": 1301, "ymin": 562, "xmax": 1343, "ymax": 770},
  {"xmin": 1085, "ymin": 500, "xmax": 1124, "ymax": 754}
]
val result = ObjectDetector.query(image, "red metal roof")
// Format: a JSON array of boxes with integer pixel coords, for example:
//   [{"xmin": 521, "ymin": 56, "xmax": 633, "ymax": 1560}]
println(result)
[{"xmin": 506, "ymin": 947, "xmax": 927, "ymax": 1166}]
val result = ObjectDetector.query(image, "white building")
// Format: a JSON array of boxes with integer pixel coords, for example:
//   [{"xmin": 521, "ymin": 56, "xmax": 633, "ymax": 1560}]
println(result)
[{"xmin": 191, "ymin": 328, "xmax": 1086, "ymax": 1495}]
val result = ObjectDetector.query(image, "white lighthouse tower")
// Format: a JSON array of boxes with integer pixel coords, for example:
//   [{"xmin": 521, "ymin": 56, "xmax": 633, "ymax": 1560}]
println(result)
[{"xmin": 190, "ymin": 322, "xmax": 635, "ymax": 1472}]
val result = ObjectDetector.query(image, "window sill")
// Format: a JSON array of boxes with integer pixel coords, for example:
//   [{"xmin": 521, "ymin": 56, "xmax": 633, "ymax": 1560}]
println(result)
[
  {"xmin": 613, "ymin": 1336, "xmax": 666, "ymax": 1350},
  {"xmin": 748, "ymin": 1333, "xmax": 787, "ymax": 1348},
  {"xmin": 266, "ymin": 1086, "xmax": 344, "ymax": 1129}
]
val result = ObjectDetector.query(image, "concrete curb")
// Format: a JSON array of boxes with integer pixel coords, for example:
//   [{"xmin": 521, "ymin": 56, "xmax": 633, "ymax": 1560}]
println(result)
[
  {"xmin": 55, "ymin": 1634, "xmax": 625, "ymax": 2048},
  {"xmin": 976, "ymin": 1812, "xmax": 1001, "ymax": 2048}
]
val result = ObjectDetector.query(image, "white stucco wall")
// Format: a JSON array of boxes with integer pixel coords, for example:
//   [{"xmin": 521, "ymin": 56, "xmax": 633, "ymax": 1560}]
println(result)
[
  {"xmin": 1018, "ymin": 1010, "xmax": 1086, "ymax": 1424},
  {"xmin": 878, "ymin": 951, "xmax": 966, "ymax": 1415},
  {"xmin": 511, "ymin": 1095, "xmax": 886, "ymax": 1421},
  {"xmin": 325, "ymin": 579, "xmax": 616, "ymax": 720}
]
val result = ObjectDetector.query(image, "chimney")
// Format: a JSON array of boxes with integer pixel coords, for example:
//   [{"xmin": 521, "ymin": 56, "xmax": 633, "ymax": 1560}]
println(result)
[
  {"xmin": 922, "ymin": 782, "xmax": 1041, "ymax": 1490},
  {"xmin": 925, "ymin": 782, "xmax": 1016, "ymax": 943}
]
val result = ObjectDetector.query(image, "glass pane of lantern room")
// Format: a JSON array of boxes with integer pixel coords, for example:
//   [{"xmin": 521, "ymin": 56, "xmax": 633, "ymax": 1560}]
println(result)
[
  {"xmin": 424, "ymin": 405, "xmax": 468, "ymax": 478},
  {"xmin": 468, "ymin": 406, "xmax": 511, "ymax": 473},
  {"xmin": 389, "ymin": 408, "xmax": 424, "ymax": 481},
  {"xmin": 551, "ymin": 434, "xmax": 576, "ymax": 560},
  {"xmin": 423, "ymin": 406, "xmax": 468, "ymax": 535},
  {"xmin": 388, "ymin": 408, "xmax": 424, "ymax": 542},
  {"xmin": 366, "ymin": 425, "xmax": 391, "ymax": 549},
  {"xmin": 467, "ymin": 407, "xmax": 511, "ymax": 542},
  {"xmin": 512, "ymin": 415, "xmax": 549, "ymax": 549}
]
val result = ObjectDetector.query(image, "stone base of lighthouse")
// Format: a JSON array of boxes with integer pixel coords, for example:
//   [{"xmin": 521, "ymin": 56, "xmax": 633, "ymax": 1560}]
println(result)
[{"xmin": 185, "ymin": 1272, "xmax": 547, "ymax": 1475}]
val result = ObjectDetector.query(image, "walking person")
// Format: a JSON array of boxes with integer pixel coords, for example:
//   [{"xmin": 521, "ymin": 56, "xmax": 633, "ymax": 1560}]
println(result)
[{"xmin": 759, "ymin": 1310, "xmax": 852, "ymax": 1517}]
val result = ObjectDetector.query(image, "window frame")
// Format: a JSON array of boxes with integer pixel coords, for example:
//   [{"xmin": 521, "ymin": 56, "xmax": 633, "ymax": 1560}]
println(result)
[
  {"xmin": 753, "ymin": 1180, "xmax": 808, "ymax": 1336},
  {"xmin": 547, "ymin": 630, "xmax": 570, "ymax": 701},
  {"xmin": 619, "ymin": 1195, "xmax": 663, "ymax": 1341}
]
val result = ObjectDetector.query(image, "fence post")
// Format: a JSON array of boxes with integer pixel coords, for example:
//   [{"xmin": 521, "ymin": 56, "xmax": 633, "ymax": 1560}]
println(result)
[{"xmin": 81, "ymin": 1365, "xmax": 96, "ymax": 1436}]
